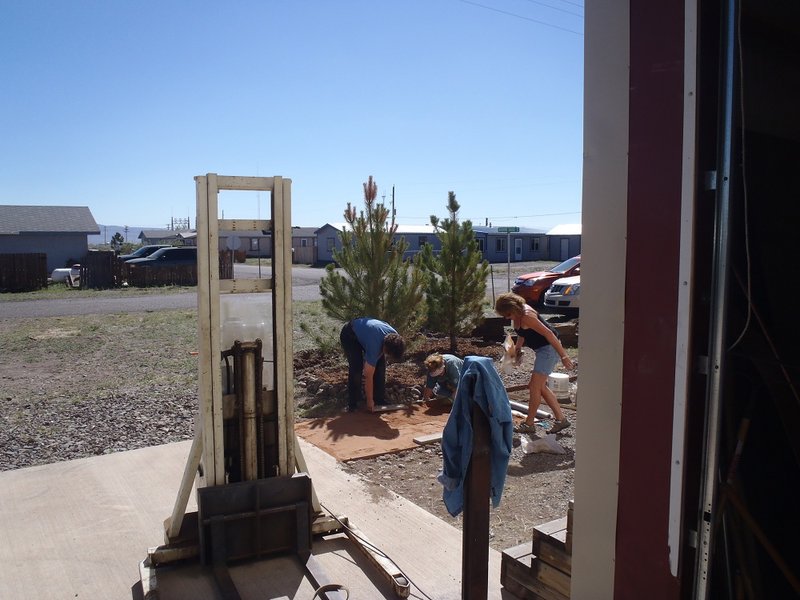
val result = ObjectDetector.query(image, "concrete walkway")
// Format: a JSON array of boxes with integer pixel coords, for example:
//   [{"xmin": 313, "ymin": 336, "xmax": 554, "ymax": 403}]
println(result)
[{"xmin": 0, "ymin": 439, "xmax": 506, "ymax": 599}]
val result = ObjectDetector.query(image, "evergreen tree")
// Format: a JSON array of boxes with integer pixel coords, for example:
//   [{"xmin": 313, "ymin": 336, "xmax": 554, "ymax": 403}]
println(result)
[
  {"xmin": 418, "ymin": 191, "xmax": 489, "ymax": 352},
  {"xmin": 111, "ymin": 232, "xmax": 125, "ymax": 250},
  {"xmin": 319, "ymin": 176, "xmax": 427, "ymax": 339}
]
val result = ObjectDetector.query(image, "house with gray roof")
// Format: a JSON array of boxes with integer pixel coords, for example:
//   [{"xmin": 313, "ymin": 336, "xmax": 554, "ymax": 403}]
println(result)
[
  {"xmin": 137, "ymin": 229, "xmax": 184, "ymax": 245},
  {"xmin": 473, "ymin": 225, "xmax": 550, "ymax": 263},
  {"xmin": 0, "ymin": 205, "xmax": 100, "ymax": 271},
  {"xmin": 315, "ymin": 222, "xmax": 581, "ymax": 264}
]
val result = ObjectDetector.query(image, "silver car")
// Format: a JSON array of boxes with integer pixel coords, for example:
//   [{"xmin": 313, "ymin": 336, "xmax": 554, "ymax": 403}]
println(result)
[{"xmin": 543, "ymin": 275, "xmax": 580, "ymax": 314}]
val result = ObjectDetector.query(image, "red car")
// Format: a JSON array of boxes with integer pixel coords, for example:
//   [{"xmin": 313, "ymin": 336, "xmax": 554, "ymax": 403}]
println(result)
[{"xmin": 511, "ymin": 255, "xmax": 581, "ymax": 306}]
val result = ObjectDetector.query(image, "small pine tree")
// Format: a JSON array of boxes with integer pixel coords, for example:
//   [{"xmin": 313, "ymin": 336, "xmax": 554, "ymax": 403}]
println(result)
[
  {"xmin": 319, "ymin": 176, "xmax": 427, "ymax": 339},
  {"xmin": 417, "ymin": 191, "xmax": 489, "ymax": 352},
  {"xmin": 111, "ymin": 232, "xmax": 125, "ymax": 250}
]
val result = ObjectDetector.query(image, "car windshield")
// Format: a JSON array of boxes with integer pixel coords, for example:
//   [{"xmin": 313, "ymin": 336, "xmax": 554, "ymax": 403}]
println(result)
[{"xmin": 550, "ymin": 256, "xmax": 580, "ymax": 274}]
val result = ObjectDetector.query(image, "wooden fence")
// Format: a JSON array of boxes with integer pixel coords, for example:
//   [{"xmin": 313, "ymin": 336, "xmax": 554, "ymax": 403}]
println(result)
[
  {"xmin": 0, "ymin": 249, "xmax": 235, "ymax": 292},
  {"xmin": 0, "ymin": 253, "xmax": 48, "ymax": 292},
  {"xmin": 81, "ymin": 250, "xmax": 120, "ymax": 289},
  {"xmin": 123, "ymin": 250, "xmax": 232, "ymax": 288}
]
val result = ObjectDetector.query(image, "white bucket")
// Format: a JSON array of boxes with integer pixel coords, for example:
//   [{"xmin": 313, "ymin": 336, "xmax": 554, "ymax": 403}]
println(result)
[{"xmin": 548, "ymin": 373, "xmax": 571, "ymax": 399}]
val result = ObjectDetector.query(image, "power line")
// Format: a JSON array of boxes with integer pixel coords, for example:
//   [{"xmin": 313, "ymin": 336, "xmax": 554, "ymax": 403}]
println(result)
[
  {"xmin": 550, "ymin": 0, "xmax": 584, "ymax": 9},
  {"xmin": 517, "ymin": 0, "xmax": 583, "ymax": 19},
  {"xmin": 457, "ymin": 0, "xmax": 583, "ymax": 35}
]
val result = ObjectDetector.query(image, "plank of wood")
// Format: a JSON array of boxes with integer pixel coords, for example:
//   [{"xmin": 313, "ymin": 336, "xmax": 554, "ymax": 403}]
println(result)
[
  {"xmin": 502, "ymin": 541, "xmax": 534, "ymax": 562},
  {"xmin": 535, "ymin": 541, "xmax": 572, "ymax": 576},
  {"xmin": 533, "ymin": 528, "xmax": 567, "ymax": 553},
  {"xmin": 567, "ymin": 501, "xmax": 574, "ymax": 533},
  {"xmin": 373, "ymin": 403, "xmax": 413, "ymax": 412},
  {"xmin": 501, "ymin": 548, "xmax": 534, "ymax": 587},
  {"xmin": 413, "ymin": 432, "xmax": 443, "ymax": 445},
  {"xmin": 502, "ymin": 564, "xmax": 570, "ymax": 600},
  {"xmin": 533, "ymin": 558, "xmax": 571, "ymax": 598},
  {"xmin": 533, "ymin": 516, "xmax": 568, "ymax": 538},
  {"xmin": 506, "ymin": 384, "xmax": 530, "ymax": 393},
  {"xmin": 502, "ymin": 575, "xmax": 548, "ymax": 600}
]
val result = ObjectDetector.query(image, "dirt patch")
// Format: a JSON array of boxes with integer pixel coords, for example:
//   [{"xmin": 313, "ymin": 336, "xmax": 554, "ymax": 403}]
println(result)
[
  {"xmin": 295, "ymin": 399, "xmax": 453, "ymax": 461},
  {"xmin": 293, "ymin": 329, "xmax": 579, "ymax": 552}
]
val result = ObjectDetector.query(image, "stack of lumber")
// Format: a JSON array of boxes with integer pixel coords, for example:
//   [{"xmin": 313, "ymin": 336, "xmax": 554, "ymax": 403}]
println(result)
[{"xmin": 501, "ymin": 500, "xmax": 574, "ymax": 599}]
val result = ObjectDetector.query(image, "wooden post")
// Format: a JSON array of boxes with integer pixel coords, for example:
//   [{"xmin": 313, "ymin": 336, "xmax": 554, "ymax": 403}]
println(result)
[{"xmin": 462, "ymin": 384, "xmax": 491, "ymax": 600}]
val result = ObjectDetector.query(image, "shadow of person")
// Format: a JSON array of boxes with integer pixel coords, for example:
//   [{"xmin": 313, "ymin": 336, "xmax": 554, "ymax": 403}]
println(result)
[{"xmin": 321, "ymin": 413, "xmax": 400, "ymax": 442}]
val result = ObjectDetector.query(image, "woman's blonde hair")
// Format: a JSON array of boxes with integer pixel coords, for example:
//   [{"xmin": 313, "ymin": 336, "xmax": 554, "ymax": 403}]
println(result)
[
  {"xmin": 494, "ymin": 292, "xmax": 526, "ymax": 317},
  {"xmin": 424, "ymin": 353, "xmax": 444, "ymax": 372}
]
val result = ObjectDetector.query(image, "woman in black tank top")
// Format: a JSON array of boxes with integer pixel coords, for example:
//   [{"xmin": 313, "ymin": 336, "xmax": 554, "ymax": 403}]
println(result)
[{"xmin": 495, "ymin": 292, "xmax": 574, "ymax": 435}]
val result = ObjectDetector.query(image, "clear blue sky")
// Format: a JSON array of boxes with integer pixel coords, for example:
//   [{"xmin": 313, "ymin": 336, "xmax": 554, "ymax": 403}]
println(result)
[{"xmin": 1, "ymin": 0, "xmax": 583, "ymax": 231}]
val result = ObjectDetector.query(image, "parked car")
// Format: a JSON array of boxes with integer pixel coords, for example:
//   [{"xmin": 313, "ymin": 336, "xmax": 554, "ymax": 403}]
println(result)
[
  {"xmin": 117, "ymin": 244, "xmax": 171, "ymax": 262},
  {"xmin": 126, "ymin": 246, "xmax": 197, "ymax": 270},
  {"xmin": 512, "ymin": 255, "xmax": 581, "ymax": 306},
  {"xmin": 543, "ymin": 275, "xmax": 580, "ymax": 314}
]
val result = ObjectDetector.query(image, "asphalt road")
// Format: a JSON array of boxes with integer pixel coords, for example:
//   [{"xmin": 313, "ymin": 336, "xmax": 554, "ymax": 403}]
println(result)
[
  {"xmin": 0, "ymin": 262, "xmax": 547, "ymax": 319},
  {"xmin": 0, "ymin": 265, "xmax": 327, "ymax": 319}
]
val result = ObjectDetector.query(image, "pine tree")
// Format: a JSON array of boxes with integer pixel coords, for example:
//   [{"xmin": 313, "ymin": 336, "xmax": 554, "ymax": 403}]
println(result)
[
  {"xmin": 418, "ymin": 191, "xmax": 489, "ymax": 352},
  {"xmin": 319, "ymin": 176, "xmax": 427, "ymax": 339}
]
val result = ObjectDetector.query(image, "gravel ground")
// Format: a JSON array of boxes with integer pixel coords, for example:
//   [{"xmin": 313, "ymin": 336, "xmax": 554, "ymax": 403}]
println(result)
[{"xmin": 0, "ymin": 299, "xmax": 577, "ymax": 553}]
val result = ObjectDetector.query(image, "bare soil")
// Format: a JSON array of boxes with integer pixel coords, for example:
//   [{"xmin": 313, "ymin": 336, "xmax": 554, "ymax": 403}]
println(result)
[{"xmin": 293, "ymin": 332, "xmax": 578, "ymax": 552}]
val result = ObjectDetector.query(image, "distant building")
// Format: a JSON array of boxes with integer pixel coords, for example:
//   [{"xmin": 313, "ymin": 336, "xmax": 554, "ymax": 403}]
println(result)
[
  {"xmin": 545, "ymin": 224, "xmax": 582, "ymax": 260},
  {"xmin": 291, "ymin": 227, "xmax": 317, "ymax": 264},
  {"xmin": 0, "ymin": 205, "xmax": 100, "ymax": 271},
  {"xmin": 315, "ymin": 223, "xmax": 441, "ymax": 264},
  {"xmin": 473, "ymin": 225, "xmax": 550, "ymax": 263},
  {"xmin": 137, "ymin": 229, "xmax": 184, "ymax": 245}
]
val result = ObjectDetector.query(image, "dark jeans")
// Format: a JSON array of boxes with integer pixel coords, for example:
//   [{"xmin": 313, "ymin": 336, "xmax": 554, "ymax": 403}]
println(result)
[{"xmin": 340, "ymin": 321, "xmax": 386, "ymax": 409}]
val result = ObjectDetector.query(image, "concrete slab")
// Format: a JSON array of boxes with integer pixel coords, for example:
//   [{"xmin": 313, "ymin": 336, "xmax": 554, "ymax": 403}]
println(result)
[{"xmin": 0, "ymin": 438, "xmax": 506, "ymax": 599}]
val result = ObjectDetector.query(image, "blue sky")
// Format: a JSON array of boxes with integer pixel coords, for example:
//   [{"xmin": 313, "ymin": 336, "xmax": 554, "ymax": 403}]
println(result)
[{"xmin": 1, "ymin": 0, "xmax": 583, "ymax": 231}]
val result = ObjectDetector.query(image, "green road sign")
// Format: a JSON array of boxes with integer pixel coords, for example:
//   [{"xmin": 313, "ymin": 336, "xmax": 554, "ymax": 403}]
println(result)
[{"xmin": 497, "ymin": 226, "xmax": 520, "ymax": 233}]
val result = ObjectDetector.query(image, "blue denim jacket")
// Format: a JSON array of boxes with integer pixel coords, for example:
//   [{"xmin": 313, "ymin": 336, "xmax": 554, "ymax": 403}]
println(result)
[{"xmin": 438, "ymin": 356, "xmax": 513, "ymax": 517}]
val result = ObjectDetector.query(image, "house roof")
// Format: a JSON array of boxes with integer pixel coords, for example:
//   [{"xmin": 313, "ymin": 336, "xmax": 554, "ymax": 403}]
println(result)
[
  {"xmin": 138, "ymin": 229, "xmax": 183, "ymax": 240},
  {"xmin": 0, "ymin": 205, "xmax": 100, "ymax": 235},
  {"xmin": 546, "ymin": 223, "xmax": 582, "ymax": 236},
  {"xmin": 291, "ymin": 227, "xmax": 318, "ymax": 237}
]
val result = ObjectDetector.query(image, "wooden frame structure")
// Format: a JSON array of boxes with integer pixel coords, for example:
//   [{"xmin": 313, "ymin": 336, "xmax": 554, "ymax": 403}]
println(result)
[
  {"xmin": 195, "ymin": 174, "xmax": 294, "ymax": 485},
  {"xmin": 164, "ymin": 173, "xmax": 294, "ymax": 542}
]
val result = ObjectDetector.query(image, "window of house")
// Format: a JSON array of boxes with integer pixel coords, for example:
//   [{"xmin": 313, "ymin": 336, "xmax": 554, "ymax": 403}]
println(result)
[
  {"xmin": 477, "ymin": 239, "xmax": 485, "ymax": 253},
  {"xmin": 327, "ymin": 238, "xmax": 335, "ymax": 250},
  {"xmin": 531, "ymin": 237, "xmax": 540, "ymax": 252},
  {"xmin": 301, "ymin": 238, "xmax": 308, "ymax": 247},
  {"xmin": 496, "ymin": 238, "xmax": 506, "ymax": 252},
  {"xmin": 250, "ymin": 238, "xmax": 259, "ymax": 251},
  {"xmin": 419, "ymin": 236, "xmax": 428, "ymax": 248}
]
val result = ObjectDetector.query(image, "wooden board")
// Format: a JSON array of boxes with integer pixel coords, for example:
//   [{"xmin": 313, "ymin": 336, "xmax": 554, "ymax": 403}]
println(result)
[
  {"xmin": 533, "ymin": 558, "xmax": 571, "ymax": 598},
  {"xmin": 501, "ymin": 541, "xmax": 569, "ymax": 600},
  {"xmin": 532, "ymin": 517, "xmax": 568, "ymax": 545},
  {"xmin": 413, "ymin": 432, "xmax": 443, "ymax": 445}
]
